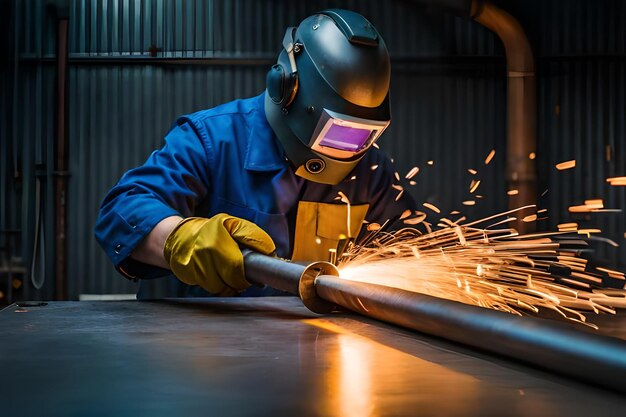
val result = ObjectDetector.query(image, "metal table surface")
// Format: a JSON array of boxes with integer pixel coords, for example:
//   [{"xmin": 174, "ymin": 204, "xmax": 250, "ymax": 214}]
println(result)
[{"xmin": 1, "ymin": 297, "xmax": 625, "ymax": 417}]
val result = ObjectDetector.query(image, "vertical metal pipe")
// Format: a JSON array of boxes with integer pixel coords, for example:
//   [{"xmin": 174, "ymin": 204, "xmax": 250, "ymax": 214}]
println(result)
[
  {"xmin": 472, "ymin": 2, "xmax": 537, "ymax": 232},
  {"xmin": 55, "ymin": 17, "xmax": 69, "ymax": 301}
]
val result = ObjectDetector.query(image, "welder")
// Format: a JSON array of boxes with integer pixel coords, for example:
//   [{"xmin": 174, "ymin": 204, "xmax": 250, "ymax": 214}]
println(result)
[{"xmin": 94, "ymin": 9, "xmax": 417, "ymax": 298}]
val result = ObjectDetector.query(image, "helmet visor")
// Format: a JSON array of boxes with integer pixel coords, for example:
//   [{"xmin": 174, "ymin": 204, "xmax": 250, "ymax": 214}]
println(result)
[{"xmin": 310, "ymin": 109, "xmax": 389, "ymax": 159}]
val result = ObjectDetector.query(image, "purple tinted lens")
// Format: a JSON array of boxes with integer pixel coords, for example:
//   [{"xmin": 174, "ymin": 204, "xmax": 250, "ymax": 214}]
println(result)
[{"xmin": 319, "ymin": 124, "xmax": 373, "ymax": 151}]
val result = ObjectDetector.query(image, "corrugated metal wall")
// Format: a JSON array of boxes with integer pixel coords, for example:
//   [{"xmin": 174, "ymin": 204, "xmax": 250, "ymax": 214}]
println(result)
[
  {"xmin": 2, "ymin": 0, "xmax": 624, "ymax": 300},
  {"xmin": 507, "ymin": 0, "xmax": 626, "ymax": 267}
]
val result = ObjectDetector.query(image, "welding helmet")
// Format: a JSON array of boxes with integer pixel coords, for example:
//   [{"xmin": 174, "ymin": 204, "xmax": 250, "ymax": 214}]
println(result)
[{"xmin": 265, "ymin": 9, "xmax": 391, "ymax": 185}]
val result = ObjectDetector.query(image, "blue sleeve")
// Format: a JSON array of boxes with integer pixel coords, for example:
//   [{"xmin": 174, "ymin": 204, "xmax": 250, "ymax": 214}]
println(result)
[
  {"xmin": 94, "ymin": 120, "xmax": 212, "ymax": 278},
  {"xmin": 365, "ymin": 153, "xmax": 418, "ymax": 229}
]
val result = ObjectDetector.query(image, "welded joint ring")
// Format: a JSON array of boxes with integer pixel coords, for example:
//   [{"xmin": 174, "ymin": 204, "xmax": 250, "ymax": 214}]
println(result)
[{"xmin": 299, "ymin": 261, "xmax": 339, "ymax": 314}]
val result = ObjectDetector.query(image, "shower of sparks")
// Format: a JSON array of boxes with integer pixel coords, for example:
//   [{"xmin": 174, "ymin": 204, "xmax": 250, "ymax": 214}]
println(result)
[{"xmin": 339, "ymin": 206, "xmax": 626, "ymax": 329}]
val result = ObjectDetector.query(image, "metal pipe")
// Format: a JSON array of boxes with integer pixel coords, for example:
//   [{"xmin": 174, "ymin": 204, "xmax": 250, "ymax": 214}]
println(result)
[
  {"xmin": 243, "ymin": 250, "xmax": 339, "ymax": 314},
  {"xmin": 472, "ymin": 2, "xmax": 537, "ymax": 232},
  {"xmin": 315, "ymin": 275, "xmax": 626, "ymax": 393},
  {"xmin": 54, "ymin": 17, "xmax": 69, "ymax": 301},
  {"xmin": 243, "ymin": 251, "xmax": 626, "ymax": 393}
]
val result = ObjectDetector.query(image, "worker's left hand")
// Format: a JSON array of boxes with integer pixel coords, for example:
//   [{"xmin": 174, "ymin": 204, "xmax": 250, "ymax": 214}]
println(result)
[{"xmin": 163, "ymin": 214, "xmax": 276, "ymax": 296}]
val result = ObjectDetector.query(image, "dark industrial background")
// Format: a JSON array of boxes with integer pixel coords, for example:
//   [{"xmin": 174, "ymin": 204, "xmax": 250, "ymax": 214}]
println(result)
[{"xmin": 1, "ymin": 0, "xmax": 624, "ymax": 303}]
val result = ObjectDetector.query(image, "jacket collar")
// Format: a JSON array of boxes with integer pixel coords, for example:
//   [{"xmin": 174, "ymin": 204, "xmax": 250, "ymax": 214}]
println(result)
[{"xmin": 244, "ymin": 92, "xmax": 288, "ymax": 172}]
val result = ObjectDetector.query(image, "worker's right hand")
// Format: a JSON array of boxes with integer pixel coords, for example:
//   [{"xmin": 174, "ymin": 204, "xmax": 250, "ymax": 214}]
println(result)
[{"xmin": 163, "ymin": 214, "xmax": 276, "ymax": 296}]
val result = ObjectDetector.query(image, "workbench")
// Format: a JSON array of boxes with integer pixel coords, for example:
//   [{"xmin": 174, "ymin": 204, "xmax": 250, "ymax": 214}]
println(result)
[{"xmin": 1, "ymin": 297, "xmax": 625, "ymax": 416}]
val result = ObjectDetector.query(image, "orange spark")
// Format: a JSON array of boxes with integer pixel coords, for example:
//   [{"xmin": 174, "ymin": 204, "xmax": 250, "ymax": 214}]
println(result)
[
  {"xmin": 405, "ymin": 167, "xmax": 420, "ymax": 179},
  {"xmin": 403, "ymin": 213, "xmax": 426, "ymax": 225},
  {"xmin": 567, "ymin": 199, "xmax": 613, "ymax": 213},
  {"xmin": 584, "ymin": 199, "xmax": 604, "ymax": 208},
  {"xmin": 403, "ymin": 211, "xmax": 427, "ymax": 225},
  {"xmin": 577, "ymin": 229, "xmax": 601, "ymax": 237},
  {"xmin": 558, "ymin": 222, "xmax": 578, "ymax": 231},
  {"xmin": 606, "ymin": 176, "xmax": 626, "ymax": 186},
  {"xmin": 556, "ymin": 160, "xmax": 576, "ymax": 170},
  {"xmin": 484, "ymin": 149, "xmax": 496, "ymax": 165},
  {"xmin": 423, "ymin": 202, "xmax": 440, "ymax": 213},
  {"xmin": 469, "ymin": 180, "xmax": 481, "ymax": 194}
]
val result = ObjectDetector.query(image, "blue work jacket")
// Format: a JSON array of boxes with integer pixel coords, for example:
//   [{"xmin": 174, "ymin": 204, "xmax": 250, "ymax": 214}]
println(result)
[{"xmin": 95, "ymin": 92, "xmax": 416, "ymax": 298}]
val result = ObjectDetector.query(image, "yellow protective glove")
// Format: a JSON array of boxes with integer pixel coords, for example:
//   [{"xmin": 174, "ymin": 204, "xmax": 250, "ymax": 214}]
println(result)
[{"xmin": 163, "ymin": 214, "xmax": 276, "ymax": 296}]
